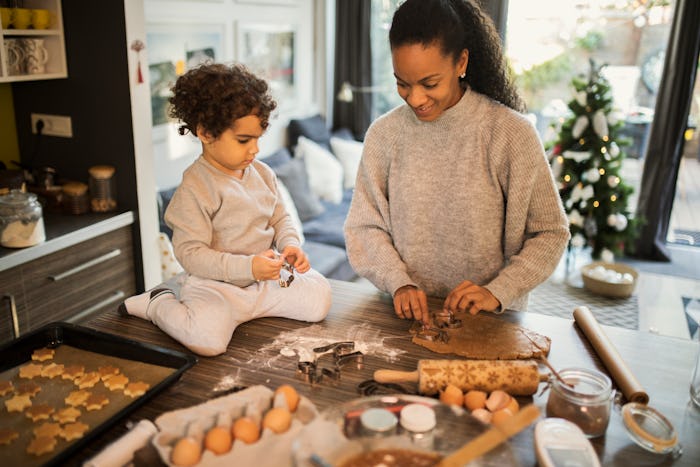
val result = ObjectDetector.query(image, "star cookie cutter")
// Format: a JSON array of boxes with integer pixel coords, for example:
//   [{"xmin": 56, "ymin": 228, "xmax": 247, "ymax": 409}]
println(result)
[{"xmin": 279, "ymin": 260, "xmax": 295, "ymax": 288}]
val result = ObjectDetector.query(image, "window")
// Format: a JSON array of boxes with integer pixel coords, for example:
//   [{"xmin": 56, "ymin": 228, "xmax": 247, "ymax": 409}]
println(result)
[{"xmin": 370, "ymin": 0, "xmax": 403, "ymax": 119}]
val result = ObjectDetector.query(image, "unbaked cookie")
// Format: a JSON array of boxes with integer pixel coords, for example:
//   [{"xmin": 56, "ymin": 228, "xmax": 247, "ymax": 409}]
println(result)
[
  {"xmin": 31, "ymin": 348, "xmax": 55, "ymax": 362},
  {"xmin": 41, "ymin": 363, "xmax": 65, "ymax": 379},
  {"xmin": 33, "ymin": 422, "xmax": 62, "ymax": 438},
  {"xmin": 98, "ymin": 365, "xmax": 120, "ymax": 381},
  {"xmin": 75, "ymin": 371, "xmax": 100, "ymax": 389},
  {"xmin": 62, "ymin": 364, "xmax": 85, "ymax": 381},
  {"xmin": 124, "ymin": 381, "xmax": 150, "ymax": 398},
  {"xmin": 5, "ymin": 394, "xmax": 32, "ymax": 412},
  {"xmin": 16, "ymin": 381, "xmax": 41, "ymax": 397},
  {"xmin": 104, "ymin": 374, "xmax": 129, "ymax": 391},
  {"xmin": 0, "ymin": 380, "xmax": 14, "ymax": 396},
  {"xmin": 65, "ymin": 390, "xmax": 91, "ymax": 407},
  {"xmin": 0, "ymin": 428, "xmax": 19, "ymax": 445},
  {"xmin": 26, "ymin": 435, "xmax": 57, "ymax": 456},
  {"xmin": 25, "ymin": 403, "xmax": 55, "ymax": 422},
  {"xmin": 53, "ymin": 406, "xmax": 81, "ymax": 424},
  {"xmin": 59, "ymin": 421, "xmax": 89, "ymax": 441},
  {"xmin": 84, "ymin": 393, "xmax": 109, "ymax": 411},
  {"xmin": 18, "ymin": 362, "xmax": 43, "ymax": 379}
]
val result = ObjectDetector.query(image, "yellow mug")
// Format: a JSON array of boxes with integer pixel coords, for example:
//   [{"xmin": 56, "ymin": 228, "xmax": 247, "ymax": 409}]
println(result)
[
  {"xmin": 31, "ymin": 9, "xmax": 50, "ymax": 29},
  {"xmin": 0, "ymin": 7, "xmax": 11, "ymax": 29},
  {"xmin": 12, "ymin": 8, "xmax": 31, "ymax": 29}
]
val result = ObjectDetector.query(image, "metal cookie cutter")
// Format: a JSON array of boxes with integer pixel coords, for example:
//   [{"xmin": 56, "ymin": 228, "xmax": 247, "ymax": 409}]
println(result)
[
  {"xmin": 279, "ymin": 260, "xmax": 295, "ymax": 288},
  {"xmin": 435, "ymin": 310, "xmax": 463, "ymax": 329},
  {"xmin": 415, "ymin": 326, "xmax": 449, "ymax": 343}
]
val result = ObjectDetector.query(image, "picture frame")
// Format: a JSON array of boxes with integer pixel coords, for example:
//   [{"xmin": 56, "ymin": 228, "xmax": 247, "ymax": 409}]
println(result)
[
  {"xmin": 236, "ymin": 22, "xmax": 297, "ymax": 109},
  {"xmin": 146, "ymin": 23, "xmax": 225, "ymax": 129}
]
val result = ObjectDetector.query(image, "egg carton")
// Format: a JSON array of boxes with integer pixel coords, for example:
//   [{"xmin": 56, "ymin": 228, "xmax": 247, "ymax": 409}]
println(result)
[{"xmin": 152, "ymin": 385, "xmax": 318, "ymax": 467}]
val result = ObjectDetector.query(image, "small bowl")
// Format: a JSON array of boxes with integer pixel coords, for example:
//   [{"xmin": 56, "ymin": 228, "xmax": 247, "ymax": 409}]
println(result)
[{"xmin": 581, "ymin": 261, "xmax": 638, "ymax": 298}]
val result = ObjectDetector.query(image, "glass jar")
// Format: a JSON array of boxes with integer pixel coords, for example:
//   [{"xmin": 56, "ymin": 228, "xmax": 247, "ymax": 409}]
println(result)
[
  {"xmin": 0, "ymin": 190, "xmax": 46, "ymax": 248},
  {"xmin": 88, "ymin": 165, "xmax": 117, "ymax": 212},
  {"xmin": 399, "ymin": 403, "xmax": 436, "ymax": 450},
  {"xmin": 545, "ymin": 367, "xmax": 613, "ymax": 438}
]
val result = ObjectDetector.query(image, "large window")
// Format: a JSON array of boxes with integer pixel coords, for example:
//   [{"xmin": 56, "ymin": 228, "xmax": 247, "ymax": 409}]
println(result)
[{"xmin": 370, "ymin": 0, "xmax": 403, "ymax": 119}]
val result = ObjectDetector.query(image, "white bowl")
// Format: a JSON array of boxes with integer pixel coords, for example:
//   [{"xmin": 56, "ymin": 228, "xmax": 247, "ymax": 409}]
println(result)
[{"xmin": 581, "ymin": 261, "xmax": 638, "ymax": 298}]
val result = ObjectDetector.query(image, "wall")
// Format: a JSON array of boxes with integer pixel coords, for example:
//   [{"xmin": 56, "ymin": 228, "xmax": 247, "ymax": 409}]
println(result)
[
  {"xmin": 0, "ymin": 83, "xmax": 19, "ymax": 168},
  {"xmin": 143, "ymin": 0, "xmax": 324, "ymax": 190}
]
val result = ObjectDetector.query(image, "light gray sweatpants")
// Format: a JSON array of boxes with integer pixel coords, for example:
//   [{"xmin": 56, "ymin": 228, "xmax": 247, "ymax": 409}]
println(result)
[{"xmin": 145, "ymin": 270, "xmax": 331, "ymax": 356}]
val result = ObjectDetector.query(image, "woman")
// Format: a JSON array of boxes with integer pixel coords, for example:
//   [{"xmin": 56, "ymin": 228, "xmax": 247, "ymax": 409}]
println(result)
[{"xmin": 344, "ymin": 0, "xmax": 569, "ymax": 324}]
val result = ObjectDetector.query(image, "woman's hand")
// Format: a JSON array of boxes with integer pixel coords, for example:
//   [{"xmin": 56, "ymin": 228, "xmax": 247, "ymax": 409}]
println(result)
[
  {"xmin": 281, "ymin": 245, "xmax": 310, "ymax": 273},
  {"xmin": 393, "ymin": 285, "xmax": 430, "ymax": 325},
  {"xmin": 252, "ymin": 249, "xmax": 284, "ymax": 281},
  {"xmin": 443, "ymin": 280, "xmax": 501, "ymax": 315}
]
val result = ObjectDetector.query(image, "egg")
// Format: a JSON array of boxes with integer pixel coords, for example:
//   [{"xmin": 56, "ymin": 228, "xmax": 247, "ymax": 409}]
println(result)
[
  {"xmin": 204, "ymin": 426, "xmax": 232, "ymax": 455},
  {"xmin": 439, "ymin": 384, "xmax": 464, "ymax": 406},
  {"xmin": 262, "ymin": 407, "xmax": 293, "ymax": 434},
  {"xmin": 485, "ymin": 390, "xmax": 511, "ymax": 412},
  {"xmin": 275, "ymin": 384, "xmax": 300, "ymax": 412},
  {"xmin": 232, "ymin": 417, "xmax": 261, "ymax": 444},
  {"xmin": 171, "ymin": 436, "xmax": 202, "ymax": 467},
  {"xmin": 463, "ymin": 390, "xmax": 487, "ymax": 411},
  {"xmin": 491, "ymin": 407, "xmax": 515, "ymax": 425},
  {"xmin": 505, "ymin": 395, "xmax": 519, "ymax": 414},
  {"xmin": 471, "ymin": 408, "xmax": 493, "ymax": 424}
]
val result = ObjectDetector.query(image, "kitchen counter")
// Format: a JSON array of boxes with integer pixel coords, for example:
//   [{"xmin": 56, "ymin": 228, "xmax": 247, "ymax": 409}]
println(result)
[{"xmin": 0, "ymin": 210, "xmax": 134, "ymax": 272}]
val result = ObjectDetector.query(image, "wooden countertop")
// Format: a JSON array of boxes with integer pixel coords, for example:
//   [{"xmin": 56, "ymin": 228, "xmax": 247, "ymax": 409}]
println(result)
[{"xmin": 73, "ymin": 279, "xmax": 699, "ymax": 466}]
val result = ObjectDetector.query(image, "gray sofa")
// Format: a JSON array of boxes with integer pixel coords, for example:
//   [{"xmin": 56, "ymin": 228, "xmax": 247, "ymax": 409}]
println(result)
[{"xmin": 157, "ymin": 114, "xmax": 358, "ymax": 281}]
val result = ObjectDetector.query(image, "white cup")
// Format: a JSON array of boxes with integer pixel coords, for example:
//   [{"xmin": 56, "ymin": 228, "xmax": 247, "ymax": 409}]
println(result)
[
  {"xmin": 22, "ymin": 38, "xmax": 48, "ymax": 74},
  {"xmin": 4, "ymin": 39, "xmax": 25, "ymax": 75}
]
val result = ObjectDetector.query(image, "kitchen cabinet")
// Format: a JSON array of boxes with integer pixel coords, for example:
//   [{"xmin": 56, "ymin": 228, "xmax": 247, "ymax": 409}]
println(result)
[
  {"xmin": 0, "ymin": 225, "xmax": 135, "ymax": 344},
  {"xmin": 0, "ymin": 0, "xmax": 67, "ymax": 82}
]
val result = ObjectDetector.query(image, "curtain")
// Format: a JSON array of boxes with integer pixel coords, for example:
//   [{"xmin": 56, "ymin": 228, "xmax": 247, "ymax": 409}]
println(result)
[
  {"xmin": 478, "ymin": 0, "xmax": 509, "ymax": 43},
  {"xmin": 332, "ymin": 0, "xmax": 372, "ymax": 139},
  {"xmin": 632, "ymin": 0, "xmax": 700, "ymax": 261}
]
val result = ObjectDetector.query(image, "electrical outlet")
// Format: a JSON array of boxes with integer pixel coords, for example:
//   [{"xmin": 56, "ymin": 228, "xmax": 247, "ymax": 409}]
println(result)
[{"xmin": 30, "ymin": 113, "xmax": 73, "ymax": 138}]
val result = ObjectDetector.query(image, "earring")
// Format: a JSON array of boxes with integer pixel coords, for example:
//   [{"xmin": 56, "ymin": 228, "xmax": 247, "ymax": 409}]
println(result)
[{"xmin": 460, "ymin": 72, "xmax": 466, "ymax": 79}]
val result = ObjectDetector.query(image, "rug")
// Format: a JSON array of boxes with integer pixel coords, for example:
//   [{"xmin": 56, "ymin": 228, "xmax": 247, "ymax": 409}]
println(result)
[{"xmin": 527, "ymin": 279, "xmax": 639, "ymax": 330}]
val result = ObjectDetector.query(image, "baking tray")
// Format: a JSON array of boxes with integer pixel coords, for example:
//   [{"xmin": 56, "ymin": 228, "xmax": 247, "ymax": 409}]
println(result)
[{"xmin": 0, "ymin": 321, "xmax": 197, "ymax": 466}]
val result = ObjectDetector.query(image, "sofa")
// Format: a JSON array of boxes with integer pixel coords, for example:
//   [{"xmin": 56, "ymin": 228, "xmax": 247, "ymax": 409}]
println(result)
[{"xmin": 157, "ymin": 114, "xmax": 363, "ymax": 281}]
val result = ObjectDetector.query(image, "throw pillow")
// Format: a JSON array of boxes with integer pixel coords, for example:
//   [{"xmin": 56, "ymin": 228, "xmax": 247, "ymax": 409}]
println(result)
[
  {"xmin": 268, "ymin": 153, "xmax": 325, "ymax": 222},
  {"xmin": 288, "ymin": 114, "xmax": 332, "ymax": 151},
  {"xmin": 296, "ymin": 136, "xmax": 344, "ymax": 205},
  {"xmin": 158, "ymin": 232, "xmax": 184, "ymax": 281},
  {"xmin": 330, "ymin": 136, "xmax": 363, "ymax": 189},
  {"xmin": 276, "ymin": 179, "xmax": 305, "ymax": 245}
]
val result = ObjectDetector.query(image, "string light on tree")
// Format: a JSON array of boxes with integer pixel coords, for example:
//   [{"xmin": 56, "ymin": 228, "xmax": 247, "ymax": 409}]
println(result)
[{"xmin": 547, "ymin": 60, "xmax": 639, "ymax": 260}]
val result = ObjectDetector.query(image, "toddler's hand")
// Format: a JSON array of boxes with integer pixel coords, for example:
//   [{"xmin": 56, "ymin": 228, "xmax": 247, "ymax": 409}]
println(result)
[
  {"xmin": 281, "ymin": 245, "xmax": 310, "ymax": 273},
  {"xmin": 252, "ymin": 249, "xmax": 284, "ymax": 281}
]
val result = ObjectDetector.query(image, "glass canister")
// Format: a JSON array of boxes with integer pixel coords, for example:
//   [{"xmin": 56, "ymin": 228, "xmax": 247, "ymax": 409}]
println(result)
[
  {"xmin": 88, "ymin": 165, "xmax": 117, "ymax": 212},
  {"xmin": 0, "ymin": 190, "xmax": 46, "ymax": 248},
  {"xmin": 545, "ymin": 367, "xmax": 613, "ymax": 438}
]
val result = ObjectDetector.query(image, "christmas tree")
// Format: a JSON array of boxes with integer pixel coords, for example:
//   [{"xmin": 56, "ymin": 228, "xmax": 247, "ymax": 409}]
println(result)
[{"xmin": 549, "ymin": 60, "xmax": 640, "ymax": 261}]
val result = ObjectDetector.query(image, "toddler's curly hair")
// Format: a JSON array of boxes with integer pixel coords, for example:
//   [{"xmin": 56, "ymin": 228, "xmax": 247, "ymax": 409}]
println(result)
[{"xmin": 169, "ymin": 63, "xmax": 277, "ymax": 139}]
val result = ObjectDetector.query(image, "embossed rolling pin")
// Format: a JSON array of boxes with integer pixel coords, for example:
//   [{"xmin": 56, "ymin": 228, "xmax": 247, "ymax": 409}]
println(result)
[
  {"xmin": 373, "ymin": 359, "xmax": 548, "ymax": 396},
  {"xmin": 573, "ymin": 306, "xmax": 649, "ymax": 404}
]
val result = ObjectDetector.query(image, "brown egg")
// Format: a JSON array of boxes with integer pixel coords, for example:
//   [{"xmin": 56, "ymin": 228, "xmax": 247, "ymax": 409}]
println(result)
[
  {"xmin": 491, "ymin": 407, "xmax": 515, "ymax": 425},
  {"xmin": 262, "ymin": 407, "xmax": 293, "ymax": 434},
  {"xmin": 171, "ymin": 436, "xmax": 202, "ymax": 466},
  {"xmin": 485, "ymin": 390, "xmax": 511, "ymax": 412},
  {"xmin": 463, "ymin": 390, "xmax": 488, "ymax": 411},
  {"xmin": 204, "ymin": 426, "xmax": 232, "ymax": 455},
  {"xmin": 471, "ymin": 408, "xmax": 493, "ymax": 424},
  {"xmin": 505, "ymin": 395, "xmax": 520, "ymax": 414},
  {"xmin": 439, "ymin": 384, "xmax": 464, "ymax": 406},
  {"xmin": 232, "ymin": 417, "xmax": 260, "ymax": 444},
  {"xmin": 275, "ymin": 384, "xmax": 300, "ymax": 412}
]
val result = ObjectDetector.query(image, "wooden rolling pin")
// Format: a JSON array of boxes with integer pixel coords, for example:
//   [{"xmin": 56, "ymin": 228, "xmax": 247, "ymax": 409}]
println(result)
[{"xmin": 374, "ymin": 359, "xmax": 547, "ymax": 396}]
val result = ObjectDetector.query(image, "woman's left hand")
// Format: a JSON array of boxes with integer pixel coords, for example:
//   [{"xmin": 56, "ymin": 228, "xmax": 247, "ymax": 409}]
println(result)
[
  {"xmin": 443, "ymin": 281, "xmax": 501, "ymax": 315},
  {"xmin": 281, "ymin": 245, "xmax": 310, "ymax": 273}
]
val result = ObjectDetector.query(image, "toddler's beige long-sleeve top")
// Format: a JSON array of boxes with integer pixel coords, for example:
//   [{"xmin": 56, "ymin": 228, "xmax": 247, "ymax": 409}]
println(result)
[
  {"xmin": 166, "ymin": 156, "xmax": 300, "ymax": 288},
  {"xmin": 344, "ymin": 88, "xmax": 570, "ymax": 310}
]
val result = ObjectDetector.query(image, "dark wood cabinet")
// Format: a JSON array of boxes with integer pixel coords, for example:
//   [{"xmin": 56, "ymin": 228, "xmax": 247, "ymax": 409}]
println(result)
[{"xmin": 0, "ymin": 225, "xmax": 135, "ymax": 344}]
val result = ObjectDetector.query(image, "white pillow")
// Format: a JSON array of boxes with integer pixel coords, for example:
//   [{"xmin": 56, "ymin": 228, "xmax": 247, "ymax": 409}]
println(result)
[
  {"xmin": 276, "ymin": 179, "xmax": 305, "ymax": 245},
  {"xmin": 295, "ymin": 136, "xmax": 344, "ymax": 204},
  {"xmin": 330, "ymin": 136, "xmax": 363, "ymax": 189}
]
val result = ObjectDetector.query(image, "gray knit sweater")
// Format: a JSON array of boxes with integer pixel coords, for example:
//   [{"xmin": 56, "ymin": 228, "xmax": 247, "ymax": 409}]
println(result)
[
  {"xmin": 165, "ymin": 156, "xmax": 300, "ymax": 288},
  {"xmin": 344, "ymin": 88, "xmax": 570, "ymax": 310}
]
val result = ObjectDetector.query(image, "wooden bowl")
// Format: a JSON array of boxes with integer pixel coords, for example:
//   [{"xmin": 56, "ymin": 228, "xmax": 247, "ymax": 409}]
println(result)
[{"xmin": 581, "ymin": 261, "xmax": 638, "ymax": 298}]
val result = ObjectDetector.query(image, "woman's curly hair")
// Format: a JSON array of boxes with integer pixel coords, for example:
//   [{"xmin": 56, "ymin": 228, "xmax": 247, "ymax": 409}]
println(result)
[
  {"xmin": 169, "ymin": 63, "xmax": 277, "ymax": 139},
  {"xmin": 389, "ymin": 0, "xmax": 525, "ymax": 112}
]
